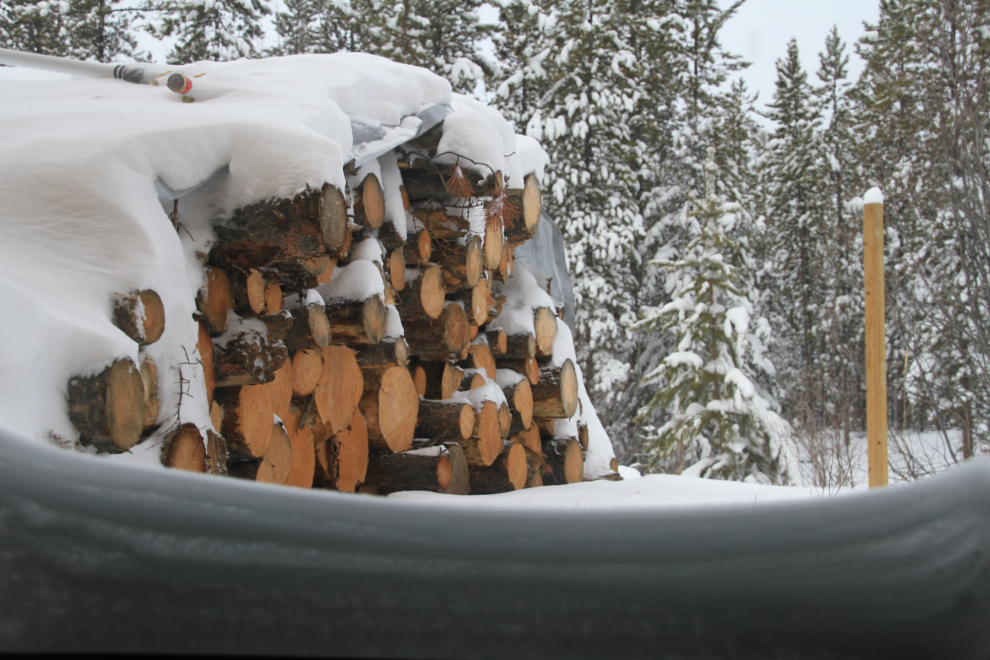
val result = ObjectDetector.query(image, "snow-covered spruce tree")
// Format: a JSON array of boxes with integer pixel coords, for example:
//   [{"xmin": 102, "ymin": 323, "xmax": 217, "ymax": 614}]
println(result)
[
  {"xmin": 66, "ymin": 0, "xmax": 142, "ymax": 62},
  {"xmin": 811, "ymin": 26, "xmax": 863, "ymax": 441},
  {"xmin": 634, "ymin": 148, "xmax": 786, "ymax": 482},
  {"xmin": 488, "ymin": 0, "xmax": 553, "ymax": 134},
  {"xmin": 0, "ymin": 0, "xmax": 72, "ymax": 56},
  {"xmin": 850, "ymin": 0, "xmax": 990, "ymax": 458},
  {"xmin": 526, "ymin": 0, "xmax": 653, "ymax": 438},
  {"xmin": 758, "ymin": 38, "xmax": 827, "ymax": 422},
  {"xmin": 603, "ymin": 0, "xmax": 748, "ymax": 463},
  {"xmin": 148, "ymin": 0, "xmax": 269, "ymax": 63},
  {"xmin": 270, "ymin": 0, "xmax": 323, "ymax": 55}
]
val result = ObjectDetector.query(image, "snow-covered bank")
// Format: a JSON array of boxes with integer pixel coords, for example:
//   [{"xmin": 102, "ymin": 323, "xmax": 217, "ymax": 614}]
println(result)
[{"xmin": 0, "ymin": 53, "xmax": 617, "ymax": 481}]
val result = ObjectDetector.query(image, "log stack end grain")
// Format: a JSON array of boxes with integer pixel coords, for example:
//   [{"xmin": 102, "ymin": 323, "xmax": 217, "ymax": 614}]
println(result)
[{"xmin": 68, "ymin": 358, "xmax": 146, "ymax": 453}]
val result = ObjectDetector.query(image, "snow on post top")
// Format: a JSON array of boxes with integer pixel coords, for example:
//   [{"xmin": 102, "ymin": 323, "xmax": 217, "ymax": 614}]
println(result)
[{"xmin": 864, "ymin": 187, "xmax": 885, "ymax": 205}]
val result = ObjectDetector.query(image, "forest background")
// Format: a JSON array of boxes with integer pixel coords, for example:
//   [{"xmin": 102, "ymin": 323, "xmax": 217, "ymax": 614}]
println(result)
[{"xmin": 3, "ymin": 0, "xmax": 988, "ymax": 487}]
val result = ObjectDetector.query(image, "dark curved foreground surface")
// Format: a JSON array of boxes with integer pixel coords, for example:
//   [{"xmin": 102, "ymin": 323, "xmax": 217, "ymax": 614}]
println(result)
[{"xmin": 1, "ymin": 430, "xmax": 989, "ymax": 659}]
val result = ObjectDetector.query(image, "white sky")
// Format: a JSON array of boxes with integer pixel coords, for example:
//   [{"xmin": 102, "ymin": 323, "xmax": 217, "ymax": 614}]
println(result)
[{"xmin": 718, "ymin": 0, "xmax": 880, "ymax": 113}]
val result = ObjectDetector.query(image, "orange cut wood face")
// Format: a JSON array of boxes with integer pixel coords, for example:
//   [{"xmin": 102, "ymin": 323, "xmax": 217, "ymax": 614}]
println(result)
[
  {"xmin": 315, "ymin": 345, "xmax": 363, "ymax": 434},
  {"xmin": 335, "ymin": 409, "xmax": 369, "ymax": 493},
  {"xmin": 377, "ymin": 366, "xmax": 419, "ymax": 453}
]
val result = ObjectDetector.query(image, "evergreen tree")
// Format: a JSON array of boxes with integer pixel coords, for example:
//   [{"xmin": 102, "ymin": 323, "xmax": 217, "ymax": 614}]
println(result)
[
  {"xmin": 758, "ymin": 38, "xmax": 826, "ymax": 421},
  {"xmin": 488, "ymin": 0, "xmax": 552, "ymax": 133},
  {"xmin": 68, "ymin": 0, "xmax": 141, "ymax": 62},
  {"xmin": 812, "ymin": 26, "xmax": 863, "ymax": 442},
  {"xmin": 270, "ymin": 0, "xmax": 323, "ymax": 55},
  {"xmin": 851, "ymin": 0, "xmax": 990, "ymax": 457},
  {"xmin": 634, "ymin": 148, "xmax": 786, "ymax": 482},
  {"xmin": 149, "ymin": 0, "xmax": 269, "ymax": 63},
  {"xmin": 0, "ymin": 0, "xmax": 72, "ymax": 56}
]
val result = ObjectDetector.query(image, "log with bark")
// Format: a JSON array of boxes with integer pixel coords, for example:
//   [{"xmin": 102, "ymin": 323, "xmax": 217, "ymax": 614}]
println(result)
[
  {"xmin": 457, "ymin": 400, "xmax": 501, "ymax": 467},
  {"xmin": 326, "ymin": 295, "xmax": 387, "ymax": 345},
  {"xmin": 161, "ymin": 423, "xmax": 207, "ymax": 473},
  {"xmin": 358, "ymin": 365, "xmax": 419, "ymax": 453},
  {"xmin": 461, "ymin": 341, "xmax": 496, "ymax": 379},
  {"xmin": 449, "ymin": 278, "xmax": 491, "ymax": 326},
  {"xmin": 380, "ymin": 225, "xmax": 432, "ymax": 267},
  {"xmin": 485, "ymin": 328, "xmax": 507, "ymax": 355},
  {"xmin": 512, "ymin": 424, "xmax": 542, "ymax": 455},
  {"xmin": 281, "ymin": 303, "xmax": 332, "ymax": 353},
  {"xmin": 503, "ymin": 377, "xmax": 533, "ymax": 434},
  {"xmin": 113, "ymin": 289, "xmax": 165, "ymax": 345},
  {"xmin": 403, "ymin": 302, "xmax": 470, "ymax": 360},
  {"xmin": 210, "ymin": 183, "xmax": 349, "ymax": 270},
  {"xmin": 460, "ymin": 370, "xmax": 485, "ymax": 391},
  {"xmin": 397, "ymin": 264, "xmax": 445, "ymax": 321},
  {"xmin": 531, "ymin": 359, "xmax": 579, "ymax": 419},
  {"xmin": 68, "ymin": 358, "xmax": 145, "ymax": 453},
  {"xmin": 416, "ymin": 399, "xmax": 475, "ymax": 442},
  {"xmin": 400, "ymin": 160, "xmax": 498, "ymax": 202},
  {"xmin": 362, "ymin": 443, "xmax": 468, "ymax": 495},
  {"xmin": 213, "ymin": 328, "xmax": 288, "ymax": 388},
  {"xmin": 230, "ymin": 268, "xmax": 266, "ymax": 316},
  {"xmin": 197, "ymin": 319, "xmax": 216, "ymax": 406},
  {"xmin": 434, "ymin": 236, "xmax": 483, "ymax": 292},
  {"xmin": 196, "ymin": 267, "xmax": 234, "ymax": 334},
  {"xmin": 139, "ymin": 353, "xmax": 160, "ymax": 432},
  {"xmin": 502, "ymin": 333, "xmax": 536, "ymax": 360},
  {"xmin": 496, "ymin": 356, "xmax": 539, "ymax": 385},
  {"xmin": 420, "ymin": 362, "xmax": 463, "ymax": 400},
  {"xmin": 468, "ymin": 441, "xmax": 528, "ymax": 494},
  {"xmin": 542, "ymin": 437, "xmax": 584, "ymax": 486},
  {"xmin": 498, "ymin": 402, "xmax": 511, "ymax": 439},
  {"xmin": 355, "ymin": 338, "xmax": 410, "ymax": 368},
  {"xmin": 206, "ymin": 430, "xmax": 229, "ymax": 476},
  {"xmin": 215, "ymin": 383, "xmax": 274, "ymax": 461},
  {"xmin": 264, "ymin": 281, "xmax": 283, "ymax": 315}
]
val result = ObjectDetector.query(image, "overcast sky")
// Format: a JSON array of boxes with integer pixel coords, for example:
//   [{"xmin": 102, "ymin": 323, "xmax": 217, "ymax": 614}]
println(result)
[{"xmin": 718, "ymin": 0, "xmax": 881, "ymax": 113}]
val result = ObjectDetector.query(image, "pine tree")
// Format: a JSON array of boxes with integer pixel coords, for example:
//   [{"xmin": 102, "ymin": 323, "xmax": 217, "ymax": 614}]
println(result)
[
  {"xmin": 0, "ymin": 0, "xmax": 72, "ymax": 56},
  {"xmin": 812, "ymin": 26, "xmax": 863, "ymax": 442},
  {"xmin": 271, "ymin": 0, "xmax": 323, "ymax": 55},
  {"xmin": 488, "ymin": 0, "xmax": 552, "ymax": 134},
  {"xmin": 759, "ymin": 38, "xmax": 826, "ymax": 422},
  {"xmin": 634, "ymin": 148, "xmax": 786, "ymax": 482},
  {"xmin": 149, "ymin": 0, "xmax": 269, "ymax": 63},
  {"xmin": 851, "ymin": 0, "xmax": 990, "ymax": 457}
]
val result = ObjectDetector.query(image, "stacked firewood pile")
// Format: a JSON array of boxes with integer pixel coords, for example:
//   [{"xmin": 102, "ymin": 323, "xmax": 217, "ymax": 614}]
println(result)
[{"xmin": 66, "ymin": 123, "xmax": 599, "ymax": 495}]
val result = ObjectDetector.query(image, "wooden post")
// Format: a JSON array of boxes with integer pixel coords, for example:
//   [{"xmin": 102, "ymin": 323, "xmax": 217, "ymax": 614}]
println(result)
[{"xmin": 864, "ymin": 192, "xmax": 888, "ymax": 488}]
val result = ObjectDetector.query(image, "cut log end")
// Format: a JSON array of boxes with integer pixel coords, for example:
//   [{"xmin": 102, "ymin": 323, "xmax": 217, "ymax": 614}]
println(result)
[
  {"xmin": 114, "ymin": 289, "xmax": 166, "ymax": 345},
  {"xmin": 68, "ymin": 358, "xmax": 146, "ymax": 453},
  {"xmin": 320, "ymin": 183, "xmax": 349, "ymax": 254},
  {"xmin": 197, "ymin": 267, "xmax": 234, "ymax": 335},
  {"xmin": 198, "ymin": 319, "xmax": 216, "ymax": 406},
  {"xmin": 389, "ymin": 249, "xmax": 406, "ymax": 291},
  {"xmin": 257, "ymin": 423, "xmax": 293, "ymax": 485},
  {"xmin": 264, "ymin": 281, "xmax": 283, "ymax": 315},
  {"xmin": 292, "ymin": 348, "xmax": 323, "ymax": 397},
  {"xmin": 411, "ymin": 365, "xmax": 427, "ymax": 396},
  {"xmin": 361, "ymin": 173, "xmax": 386, "ymax": 229},
  {"xmin": 315, "ymin": 345, "xmax": 364, "ymax": 434},
  {"xmin": 534, "ymin": 307, "xmax": 558, "ymax": 357},
  {"xmin": 217, "ymin": 383, "xmax": 273, "ymax": 460},
  {"xmin": 162, "ymin": 423, "xmax": 207, "ymax": 472}
]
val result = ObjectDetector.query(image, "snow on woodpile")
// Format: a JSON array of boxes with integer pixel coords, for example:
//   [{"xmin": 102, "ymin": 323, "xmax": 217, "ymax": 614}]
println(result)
[{"xmin": 0, "ymin": 52, "xmax": 617, "ymax": 496}]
